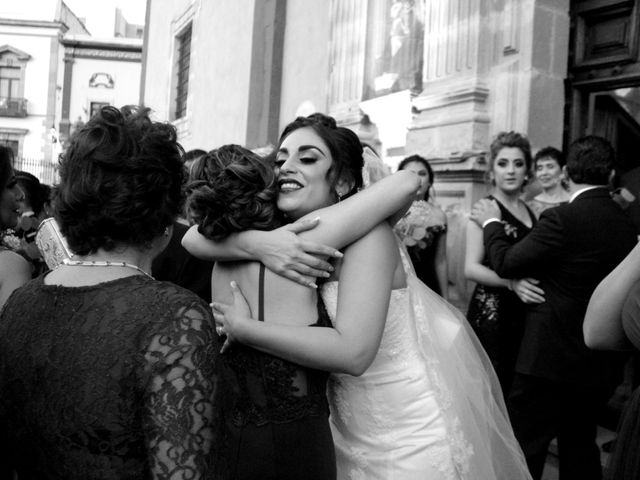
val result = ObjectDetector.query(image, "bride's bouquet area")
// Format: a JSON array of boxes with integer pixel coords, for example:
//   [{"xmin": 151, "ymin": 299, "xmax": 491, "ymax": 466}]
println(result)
[{"xmin": 394, "ymin": 200, "xmax": 445, "ymax": 250}]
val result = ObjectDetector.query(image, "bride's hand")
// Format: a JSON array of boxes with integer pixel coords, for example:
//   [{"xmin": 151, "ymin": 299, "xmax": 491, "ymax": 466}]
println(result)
[
  {"xmin": 211, "ymin": 281, "xmax": 252, "ymax": 353},
  {"xmin": 253, "ymin": 219, "xmax": 342, "ymax": 287}
]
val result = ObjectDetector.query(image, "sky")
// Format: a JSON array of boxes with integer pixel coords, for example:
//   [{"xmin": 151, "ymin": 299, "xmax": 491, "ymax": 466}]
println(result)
[{"xmin": 63, "ymin": 0, "xmax": 146, "ymax": 37}]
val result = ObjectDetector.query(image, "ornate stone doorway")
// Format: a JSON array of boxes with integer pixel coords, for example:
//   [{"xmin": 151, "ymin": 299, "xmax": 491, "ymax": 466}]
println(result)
[{"xmin": 567, "ymin": 0, "xmax": 640, "ymax": 229}]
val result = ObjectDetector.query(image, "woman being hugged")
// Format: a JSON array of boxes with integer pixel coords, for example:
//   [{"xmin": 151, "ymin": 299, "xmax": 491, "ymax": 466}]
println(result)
[
  {"xmin": 0, "ymin": 106, "xmax": 219, "ymax": 479},
  {"xmin": 465, "ymin": 131, "xmax": 543, "ymax": 394},
  {"xmin": 0, "ymin": 147, "xmax": 30, "ymax": 308},
  {"xmin": 188, "ymin": 114, "xmax": 532, "ymax": 480},
  {"xmin": 395, "ymin": 154, "xmax": 448, "ymax": 298}
]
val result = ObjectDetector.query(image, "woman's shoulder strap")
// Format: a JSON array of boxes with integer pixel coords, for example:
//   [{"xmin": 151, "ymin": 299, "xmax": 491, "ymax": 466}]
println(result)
[{"xmin": 258, "ymin": 263, "xmax": 265, "ymax": 322}]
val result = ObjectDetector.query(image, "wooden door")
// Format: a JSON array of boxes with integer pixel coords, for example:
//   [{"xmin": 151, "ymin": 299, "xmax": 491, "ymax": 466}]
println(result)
[{"xmin": 568, "ymin": 0, "xmax": 640, "ymax": 430}]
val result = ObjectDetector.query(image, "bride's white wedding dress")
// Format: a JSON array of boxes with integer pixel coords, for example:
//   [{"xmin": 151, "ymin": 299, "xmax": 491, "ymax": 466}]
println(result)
[{"xmin": 320, "ymin": 243, "xmax": 532, "ymax": 480}]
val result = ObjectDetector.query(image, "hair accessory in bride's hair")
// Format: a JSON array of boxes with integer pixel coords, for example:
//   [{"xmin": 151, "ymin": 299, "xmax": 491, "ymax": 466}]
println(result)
[{"xmin": 361, "ymin": 145, "xmax": 390, "ymax": 188}]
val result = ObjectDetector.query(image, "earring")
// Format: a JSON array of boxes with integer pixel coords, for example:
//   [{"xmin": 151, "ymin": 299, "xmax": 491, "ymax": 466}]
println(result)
[{"xmin": 163, "ymin": 227, "xmax": 170, "ymax": 237}]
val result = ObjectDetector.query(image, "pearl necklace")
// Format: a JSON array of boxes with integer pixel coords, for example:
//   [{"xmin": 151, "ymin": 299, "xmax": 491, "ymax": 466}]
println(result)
[{"xmin": 62, "ymin": 258, "xmax": 154, "ymax": 279}]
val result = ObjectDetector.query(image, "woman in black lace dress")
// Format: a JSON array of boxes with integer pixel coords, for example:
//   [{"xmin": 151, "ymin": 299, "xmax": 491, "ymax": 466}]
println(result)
[
  {"xmin": 0, "ymin": 106, "xmax": 219, "ymax": 479},
  {"xmin": 464, "ymin": 131, "xmax": 543, "ymax": 395}
]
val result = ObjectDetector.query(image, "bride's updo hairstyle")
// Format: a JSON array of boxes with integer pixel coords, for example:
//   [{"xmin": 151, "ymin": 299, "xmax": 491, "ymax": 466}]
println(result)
[
  {"xmin": 277, "ymin": 113, "xmax": 364, "ymax": 201},
  {"xmin": 187, "ymin": 144, "xmax": 282, "ymax": 241},
  {"xmin": 56, "ymin": 105, "xmax": 185, "ymax": 255}
]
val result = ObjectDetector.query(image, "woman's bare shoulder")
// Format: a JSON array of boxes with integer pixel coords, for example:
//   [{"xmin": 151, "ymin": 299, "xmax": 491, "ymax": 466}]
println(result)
[{"xmin": 0, "ymin": 249, "xmax": 30, "ymax": 270}]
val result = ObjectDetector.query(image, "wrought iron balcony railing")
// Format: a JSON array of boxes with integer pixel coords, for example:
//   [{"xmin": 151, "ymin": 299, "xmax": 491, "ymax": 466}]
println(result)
[{"xmin": 0, "ymin": 97, "xmax": 27, "ymax": 117}]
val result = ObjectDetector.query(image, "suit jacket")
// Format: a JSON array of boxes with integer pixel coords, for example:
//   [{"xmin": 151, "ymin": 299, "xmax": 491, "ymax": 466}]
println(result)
[
  {"xmin": 152, "ymin": 221, "xmax": 214, "ymax": 303},
  {"xmin": 483, "ymin": 187, "xmax": 636, "ymax": 387}
]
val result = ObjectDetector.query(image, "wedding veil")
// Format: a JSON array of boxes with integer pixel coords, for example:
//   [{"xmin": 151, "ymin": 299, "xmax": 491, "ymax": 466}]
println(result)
[{"xmin": 363, "ymin": 151, "xmax": 532, "ymax": 479}]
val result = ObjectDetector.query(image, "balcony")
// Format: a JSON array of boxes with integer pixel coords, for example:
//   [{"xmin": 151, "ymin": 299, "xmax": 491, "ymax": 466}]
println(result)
[{"xmin": 0, "ymin": 97, "xmax": 27, "ymax": 117}]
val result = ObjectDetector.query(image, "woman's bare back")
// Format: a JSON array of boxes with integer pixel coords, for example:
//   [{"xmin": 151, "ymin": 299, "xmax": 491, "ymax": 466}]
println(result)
[{"xmin": 212, "ymin": 261, "xmax": 320, "ymax": 326}]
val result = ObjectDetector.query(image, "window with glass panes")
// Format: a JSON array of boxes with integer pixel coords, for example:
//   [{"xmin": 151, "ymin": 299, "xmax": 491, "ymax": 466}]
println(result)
[
  {"xmin": 0, "ymin": 66, "xmax": 20, "ymax": 99},
  {"xmin": 175, "ymin": 25, "xmax": 192, "ymax": 119}
]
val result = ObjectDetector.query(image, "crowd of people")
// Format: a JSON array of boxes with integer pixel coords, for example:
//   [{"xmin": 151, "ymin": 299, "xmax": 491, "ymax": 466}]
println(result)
[{"xmin": 0, "ymin": 104, "xmax": 637, "ymax": 480}]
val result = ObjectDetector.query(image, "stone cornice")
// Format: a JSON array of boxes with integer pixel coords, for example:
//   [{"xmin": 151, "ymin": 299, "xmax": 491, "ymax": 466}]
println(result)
[
  {"xmin": 0, "ymin": 44, "xmax": 31, "ymax": 61},
  {"xmin": 64, "ymin": 47, "xmax": 142, "ymax": 62},
  {"xmin": 432, "ymin": 168, "xmax": 487, "ymax": 183},
  {"xmin": 62, "ymin": 36, "xmax": 142, "ymax": 62},
  {"xmin": 428, "ymin": 151, "xmax": 487, "ymax": 166},
  {"xmin": 0, "ymin": 18, "xmax": 67, "ymax": 32},
  {"xmin": 61, "ymin": 36, "xmax": 142, "ymax": 50},
  {"xmin": 0, "ymin": 127, "xmax": 29, "ymax": 135},
  {"xmin": 412, "ymin": 85, "xmax": 490, "ymax": 113}
]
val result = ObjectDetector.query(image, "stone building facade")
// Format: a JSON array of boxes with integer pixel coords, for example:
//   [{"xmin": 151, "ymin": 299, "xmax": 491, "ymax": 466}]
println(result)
[
  {"xmin": 0, "ymin": 1, "xmax": 143, "ymax": 183},
  {"xmin": 142, "ymin": 0, "xmax": 640, "ymax": 305},
  {"xmin": 0, "ymin": 0, "xmax": 88, "ymax": 173},
  {"xmin": 59, "ymin": 36, "xmax": 142, "ymax": 143}
]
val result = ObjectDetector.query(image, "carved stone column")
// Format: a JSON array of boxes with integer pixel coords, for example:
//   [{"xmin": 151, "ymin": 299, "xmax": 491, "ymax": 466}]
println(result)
[
  {"xmin": 59, "ymin": 54, "xmax": 74, "ymax": 144},
  {"xmin": 407, "ymin": 0, "xmax": 489, "ymax": 166},
  {"xmin": 327, "ymin": 0, "xmax": 368, "ymax": 124}
]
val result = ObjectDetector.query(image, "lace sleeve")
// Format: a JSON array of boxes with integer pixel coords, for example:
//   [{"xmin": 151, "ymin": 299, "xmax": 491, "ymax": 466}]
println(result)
[{"xmin": 143, "ymin": 298, "xmax": 217, "ymax": 479}]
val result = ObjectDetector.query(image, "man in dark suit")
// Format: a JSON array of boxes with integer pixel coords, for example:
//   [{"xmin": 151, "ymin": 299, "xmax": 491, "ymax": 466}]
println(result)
[{"xmin": 471, "ymin": 135, "xmax": 637, "ymax": 480}]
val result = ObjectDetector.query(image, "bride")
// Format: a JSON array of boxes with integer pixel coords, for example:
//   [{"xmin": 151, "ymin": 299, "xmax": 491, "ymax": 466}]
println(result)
[{"xmin": 185, "ymin": 113, "xmax": 531, "ymax": 479}]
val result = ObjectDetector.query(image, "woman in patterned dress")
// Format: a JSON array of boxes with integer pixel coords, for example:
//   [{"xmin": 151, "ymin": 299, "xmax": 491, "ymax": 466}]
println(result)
[{"xmin": 465, "ymin": 131, "xmax": 544, "ymax": 394}]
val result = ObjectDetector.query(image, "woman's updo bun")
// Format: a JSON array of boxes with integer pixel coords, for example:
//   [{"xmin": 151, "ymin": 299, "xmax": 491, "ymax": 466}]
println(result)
[{"xmin": 187, "ymin": 145, "xmax": 282, "ymax": 240}]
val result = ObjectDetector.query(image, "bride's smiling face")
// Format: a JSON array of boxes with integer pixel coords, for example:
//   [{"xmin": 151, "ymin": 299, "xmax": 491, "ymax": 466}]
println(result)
[{"xmin": 275, "ymin": 127, "xmax": 335, "ymax": 220}]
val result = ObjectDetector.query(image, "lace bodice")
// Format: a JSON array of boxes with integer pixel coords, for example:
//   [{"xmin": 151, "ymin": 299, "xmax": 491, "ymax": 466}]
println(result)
[
  {"xmin": 319, "ymin": 244, "xmax": 532, "ymax": 480},
  {"xmin": 321, "ymin": 282, "xmax": 420, "ymax": 374},
  {"xmin": 0, "ymin": 275, "xmax": 219, "ymax": 479},
  {"xmin": 217, "ymin": 337, "xmax": 330, "ymax": 427},
  {"xmin": 213, "ymin": 267, "xmax": 334, "ymax": 478}
]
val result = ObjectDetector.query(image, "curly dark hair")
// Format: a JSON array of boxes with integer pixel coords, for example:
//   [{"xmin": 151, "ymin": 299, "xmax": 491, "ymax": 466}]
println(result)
[
  {"xmin": 487, "ymin": 131, "xmax": 533, "ymax": 186},
  {"xmin": 398, "ymin": 154, "xmax": 434, "ymax": 201},
  {"xmin": 187, "ymin": 144, "xmax": 282, "ymax": 241},
  {"xmin": 55, "ymin": 105, "xmax": 185, "ymax": 255},
  {"xmin": 15, "ymin": 171, "xmax": 49, "ymax": 216},
  {"xmin": 277, "ymin": 113, "xmax": 364, "ymax": 201},
  {"xmin": 565, "ymin": 135, "xmax": 614, "ymax": 185}
]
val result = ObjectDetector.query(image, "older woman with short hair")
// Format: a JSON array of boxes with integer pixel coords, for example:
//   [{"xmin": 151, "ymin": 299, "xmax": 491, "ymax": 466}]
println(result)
[{"xmin": 0, "ymin": 106, "xmax": 219, "ymax": 479}]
